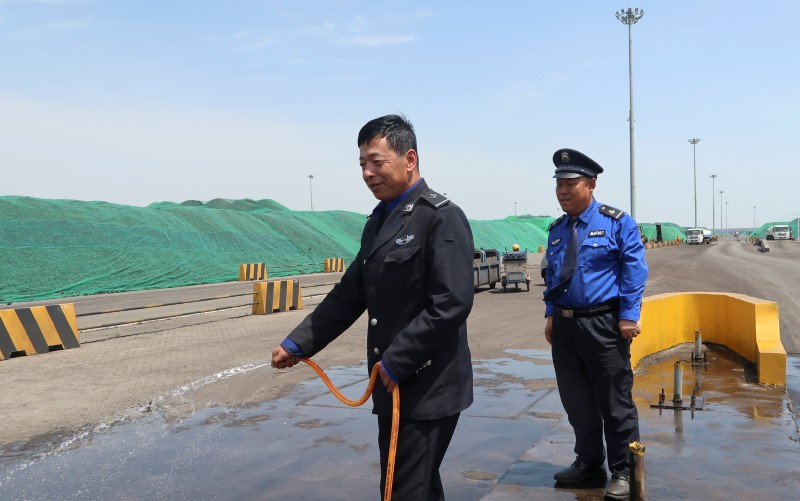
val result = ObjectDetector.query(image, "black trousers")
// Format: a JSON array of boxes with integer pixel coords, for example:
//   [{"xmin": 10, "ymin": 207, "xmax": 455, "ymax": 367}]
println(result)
[
  {"xmin": 377, "ymin": 413, "xmax": 460, "ymax": 501},
  {"xmin": 551, "ymin": 310, "xmax": 640, "ymax": 473}
]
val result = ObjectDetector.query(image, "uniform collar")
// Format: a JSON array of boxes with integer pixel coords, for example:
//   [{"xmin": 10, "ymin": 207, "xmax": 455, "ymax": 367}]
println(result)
[
  {"xmin": 372, "ymin": 178, "xmax": 425, "ymax": 217},
  {"xmin": 572, "ymin": 198, "xmax": 598, "ymax": 225}
]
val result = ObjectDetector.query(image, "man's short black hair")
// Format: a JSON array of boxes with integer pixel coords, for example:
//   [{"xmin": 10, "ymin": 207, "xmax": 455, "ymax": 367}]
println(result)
[{"xmin": 357, "ymin": 114, "xmax": 418, "ymax": 166}]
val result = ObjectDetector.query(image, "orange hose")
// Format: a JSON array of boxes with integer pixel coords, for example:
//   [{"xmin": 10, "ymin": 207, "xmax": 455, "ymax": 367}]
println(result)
[{"xmin": 300, "ymin": 358, "xmax": 399, "ymax": 501}]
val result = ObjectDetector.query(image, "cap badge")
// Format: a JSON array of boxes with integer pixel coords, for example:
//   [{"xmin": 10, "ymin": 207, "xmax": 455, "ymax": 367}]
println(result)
[{"xmin": 561, "ymin": 151, "xmax": 570, "ymax": 163}]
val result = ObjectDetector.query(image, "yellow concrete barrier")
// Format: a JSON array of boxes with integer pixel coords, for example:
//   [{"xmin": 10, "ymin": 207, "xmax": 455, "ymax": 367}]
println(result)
[
  {"xmin": 239, "ymin": 263, "xmax": 267, "ymax": 281},
  {"xmin": 324, "ymin": 258, "xmax": 345, "ymax": 273},
  {"xmin": 636, "ymin": 292, "xmax": 786, "ymax": 385},
  {"xmin": 538, "ymin": 245, "xmax": 545, "ymax": 253},
  {"xmin": 252, "ymin": 280, "xmax": 304, "ymax": 315},
  {"xmin": 0, "ymin": 304, "xmax": 80, "ymax": 360}
]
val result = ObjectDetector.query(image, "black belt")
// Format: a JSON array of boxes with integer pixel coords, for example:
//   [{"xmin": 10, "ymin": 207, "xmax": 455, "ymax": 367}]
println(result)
[{"xmin": 555, "ymin": 299, "xmax": 619, "ymax": 319}]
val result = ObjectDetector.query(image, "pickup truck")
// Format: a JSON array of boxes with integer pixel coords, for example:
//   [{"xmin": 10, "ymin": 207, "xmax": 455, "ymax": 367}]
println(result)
[{"xmin": 473, "ymin": 249, "xmax": 501, "ymax": 290}]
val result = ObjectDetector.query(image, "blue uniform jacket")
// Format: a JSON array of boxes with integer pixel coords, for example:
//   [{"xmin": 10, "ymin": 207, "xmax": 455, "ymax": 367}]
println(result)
[{"xmin": 543, "ymin": 199, "xmax": 648, "ymax": 321}]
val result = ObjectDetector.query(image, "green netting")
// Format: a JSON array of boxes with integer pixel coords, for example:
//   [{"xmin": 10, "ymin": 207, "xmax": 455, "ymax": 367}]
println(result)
[
  {"xmin": 0, "ymin": 196, "xmax": 693, "ymax": 303},
  {"xmin": 638, "ymin": 223, "xmax": 687, "ymax": 242}
]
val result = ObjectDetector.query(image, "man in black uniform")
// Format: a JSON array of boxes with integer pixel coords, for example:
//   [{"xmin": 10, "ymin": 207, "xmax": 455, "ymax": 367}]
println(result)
[
  {"xmin": 542, "ymin": 149, "xmax": 648, "ymax": 500},
  {"xmin": 271, "ymin": 114, "xmax": 475, "ymax": 500}
]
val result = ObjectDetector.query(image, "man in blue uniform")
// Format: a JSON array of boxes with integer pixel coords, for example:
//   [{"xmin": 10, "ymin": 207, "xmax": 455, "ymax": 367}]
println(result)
[
  {"xmin": 271, "ymin": 114, "xmax": 475, "ymax": 500},
  {"xmin": 542, "ymin": 148, "xmax": 648, "ymax": 500}
]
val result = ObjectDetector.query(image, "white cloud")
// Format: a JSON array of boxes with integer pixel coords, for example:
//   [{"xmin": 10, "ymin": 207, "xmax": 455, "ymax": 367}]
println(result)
[
  {"xmin": 347, "ymin": 34, "xmax": 416, "ymax": 47},
  {"xmin": 0, "ymin": 0, "xmax": 92, "ymax": 5},
  {"xmin": 9, "ymin": 17, "xmax": 90, "ymax": 36}
]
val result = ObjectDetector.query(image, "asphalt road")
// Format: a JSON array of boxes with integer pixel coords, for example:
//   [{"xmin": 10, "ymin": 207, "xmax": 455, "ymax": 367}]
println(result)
[
  {"xmin": 641, "ymin": 237, "xmax": 800, "ymax": 353},
  {"xmin": 2, "ymin": 237, "xmax": 799, "ymax": 448}
]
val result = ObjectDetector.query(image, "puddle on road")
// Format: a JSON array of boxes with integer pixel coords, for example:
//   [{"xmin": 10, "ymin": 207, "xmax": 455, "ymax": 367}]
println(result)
[
  {"xmin": 0, "ymin": 351, "xmax": 558, "ymax": 501},
  {"xmin": 628, "ymin": 345, "xmax": 800, "ymax": 500},
  {"xmin": 2, "ymin": 347, "xmax": 797, "ymax": 500}
]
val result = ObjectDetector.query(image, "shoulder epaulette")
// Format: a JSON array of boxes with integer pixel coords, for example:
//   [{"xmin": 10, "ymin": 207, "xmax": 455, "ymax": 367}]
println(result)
[
  {"xmin": 598, "ymin": 205, "xmax": 625, "ymax": 220},
  {"xmin": 548, "ymin": 214, "xmax": 566, "ymax": 231},
  {"xmin": 418, "ymin": 189, "xmax": 450, "ymax": 209}
]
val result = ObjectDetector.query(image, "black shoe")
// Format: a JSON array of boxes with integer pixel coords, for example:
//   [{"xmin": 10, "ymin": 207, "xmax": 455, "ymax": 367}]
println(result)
[
  {"xmin": 604, "ymin": 470, "xmax": 630, "ymax": 500},
  {"xmin": 553, "ymin": 459, "xmax": 607, "ymax": 484}
]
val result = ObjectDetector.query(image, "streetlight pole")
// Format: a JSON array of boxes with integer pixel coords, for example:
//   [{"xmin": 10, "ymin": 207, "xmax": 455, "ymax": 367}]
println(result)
[
  {"xmin": 719, "ymin": 190, "xmax": 724, "ymax": 234},
  {"xmin": 710, "ymin": 174, "xmax": 717, "ymax": 235},
  {"xmin": 616, "ymin": 7, "xmax": 644, "ymax": 219},
  {"xmin": 753, "ymin": 206, "xmax": 757, "ymax": 229},
  {"xmin": 514, "ymin": 201, "xmax": 517, "ymax": 217},
  {"xmin": 725, "ymin": 201, "xmax": 729, "ymax": 233},
  {"xmin": 689, "ymin": 138, "xmax": 700, "ymax": 227},
  {"xmin": 308, "ymin": 174, "xmax": 314, "ymax": 211}
]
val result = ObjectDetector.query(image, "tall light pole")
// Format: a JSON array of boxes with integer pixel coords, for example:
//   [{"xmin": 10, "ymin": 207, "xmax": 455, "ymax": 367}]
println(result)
[
  {"xmin": 689, "ymin": 138, "xmax": 700, "ymax": 227},
  {"xmin": 753, "ymin": 206, "xmax": 757, "ymax": 229},
  {"xmin": 719, "ymin": 191, "xmax": 724, "ymax": 234},
  {"xmin": 725, "ymin": 201, "xmax": 729, "ymax": 232},
  {"xmin": 710, "ymin": 174, "xmax": 717, "ymax": 235},
  {"xmin": 308, "ymin": 174, "xmax": 314, "ymax": 211},
  {"xmin": 616, "ymin": 7, "xmax": 644, "ymax": 219}
]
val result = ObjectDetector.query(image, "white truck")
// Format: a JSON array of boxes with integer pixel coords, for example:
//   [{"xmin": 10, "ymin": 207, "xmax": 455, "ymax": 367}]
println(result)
[
  {"xmin": 686, "ymin": 228, "xmax": 706, "ymax": 245},
  {"xmin": 686, "ymin": 228, "xmax": 713, "ymax": 244},
  {"xmin": 767, "ymin": 225, "xmax": 791, "ymax": 240}
]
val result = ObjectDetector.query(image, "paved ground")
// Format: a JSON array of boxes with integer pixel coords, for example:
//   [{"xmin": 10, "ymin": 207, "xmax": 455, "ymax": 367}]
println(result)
[{"xmin": 1, "ymin": 238, "xmax": 799, "ymax": 499}]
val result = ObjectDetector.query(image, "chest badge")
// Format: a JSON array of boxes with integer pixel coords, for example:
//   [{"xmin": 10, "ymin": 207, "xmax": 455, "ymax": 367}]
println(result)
[
  {"xmin": 396, "ymin": 234, "xmax": 415, "ymax": 246},
  {"xmin": 550, "ymin": 238, "xmax": 562, "ymax": 246},
  {"xmin": 588, "ymin": 230, "xmax": 606, "ymax": 237}
]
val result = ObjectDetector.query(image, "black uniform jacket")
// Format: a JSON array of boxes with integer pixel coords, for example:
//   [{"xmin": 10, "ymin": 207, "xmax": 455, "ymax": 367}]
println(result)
[{"xmin": 287, "ymin": 180, "xmax": 475, "ymax": 420}]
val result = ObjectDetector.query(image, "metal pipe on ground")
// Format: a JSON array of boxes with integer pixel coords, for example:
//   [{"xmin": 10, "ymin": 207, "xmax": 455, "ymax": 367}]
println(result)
[{"xmin": 629, "ymin": 441, "xmax": 646, "ymax": 500}]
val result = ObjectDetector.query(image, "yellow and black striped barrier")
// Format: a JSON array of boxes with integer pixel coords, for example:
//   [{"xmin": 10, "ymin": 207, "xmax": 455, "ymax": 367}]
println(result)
[
  {"xmin": 239, "ymin": 263, "xmax": 267, "ymax": 281},
  {"xmin": 252, "ymin": 280, "xmax": 303, "ymax": 315},
  {"xmin": 0, "ymin": 304, "xmax": 80, "ymax": 361},
  {"xmin": 324, "ymin": 258, "xmax": 345, "ymax": 273}
]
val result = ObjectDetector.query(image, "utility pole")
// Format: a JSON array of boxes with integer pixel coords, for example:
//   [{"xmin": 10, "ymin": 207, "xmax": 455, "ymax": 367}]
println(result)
[
  {"xmin": 710, "ymin": 174, "xmax": 717, "ymax": 235},
  {"xmin": 689, "ymin": 138, "xmax": 700, "ymax": 227},
  {"xmin": 719, "ymin": 190, "xmax": 724, "ymax": 234},
  {"xmin": 308, "ymin": 174, "xmax": 314, "ymax": 211},
  {"xmin": 616, "ymin": 7, "xmax": 645, "ymax": 219},
  {"xmin": 725, "ymin": 201, "xmax": 729, "ymax": 232}
]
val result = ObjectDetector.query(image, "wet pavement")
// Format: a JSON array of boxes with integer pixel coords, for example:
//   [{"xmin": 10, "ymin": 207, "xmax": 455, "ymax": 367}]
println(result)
[{"xmin": 1, "ymin": 348, "xmax": 799, "ymax": 500}]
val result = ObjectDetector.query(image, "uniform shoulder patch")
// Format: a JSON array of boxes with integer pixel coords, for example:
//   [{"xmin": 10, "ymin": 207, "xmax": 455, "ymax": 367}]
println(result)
[
  {"xmin": 598, "ymin": 205, "xmax": 625, "ymax": 220},
  {"xmin": 418, "ymin": 189, "xmax": 450, "ymax": 209},
  {"xmin": 548, "ymin": 214, "xmax": 566, "ymax": 231}
]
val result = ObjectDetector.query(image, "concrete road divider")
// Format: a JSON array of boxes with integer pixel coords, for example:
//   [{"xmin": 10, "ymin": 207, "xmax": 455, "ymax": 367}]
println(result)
[
  {"xmin": 0, "ymin": 304, "xmax": 80, "ymax": 360},
  {"xmin": 252, "ymin": 280, "xmax": 303, "ymax": 315},
  {"xmin": 324, "ymin": 258, "xmax": 345, "ymax": 273},
  {"xmin": 636, "ymin": 292, "xmax": 786, "ymax": 385},
  {"xmin": 239, "ymin": 263, "xmax": 267, "ymax": 281}
]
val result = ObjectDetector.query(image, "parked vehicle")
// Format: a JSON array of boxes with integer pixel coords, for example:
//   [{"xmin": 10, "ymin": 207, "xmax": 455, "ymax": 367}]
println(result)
[
  {"xmin": 703, "ymin": 229, "xmax": 712, "ymax": 243},
  {"xmin": 766, "ymin": 225, "xmax": 791, "ymax": 240},
  {"xmin": 540, "ymin": 254, "xmax": 548, "ymax": 280},
  {"xmin": 501, "ymin": 246, "xmax": 531, "ymax": 292},
  {"xmin": 473, "ymin": 248, "xmax": 500, "ymax": 290}
]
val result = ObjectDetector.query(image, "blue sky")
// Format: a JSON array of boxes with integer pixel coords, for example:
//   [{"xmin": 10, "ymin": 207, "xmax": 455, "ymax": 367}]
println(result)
[{"xmin": 1, "ymin": 0, "xmax": 798, "ymax": 229}]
